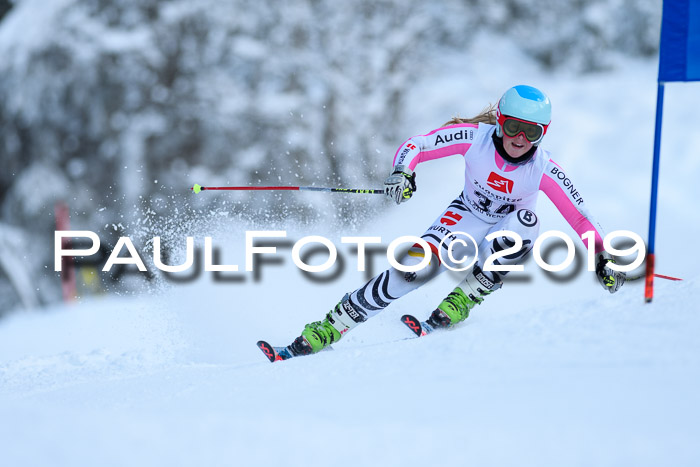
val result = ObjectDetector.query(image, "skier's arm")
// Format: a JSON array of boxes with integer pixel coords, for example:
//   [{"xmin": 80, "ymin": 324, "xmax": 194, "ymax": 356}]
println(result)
[
  {"xmin": 391, "ymin": 123, "xmax": 478, "ymax": 171},
  {"xmin": 385, "ymin": 124, "xmax": 478, "ymax": 204},
  {"xmin": 540, "ymin": 160, "xmax": 626, "ymax": 293},
  {"xmin": 539, "ymin": 159, "xmax": 605, "ymax": 253}
]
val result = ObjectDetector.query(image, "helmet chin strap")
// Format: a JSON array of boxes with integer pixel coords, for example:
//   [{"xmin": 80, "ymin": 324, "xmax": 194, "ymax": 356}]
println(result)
[{"xmin": 492, "ymin": 131, "xmax": 537, "ymax": 166}]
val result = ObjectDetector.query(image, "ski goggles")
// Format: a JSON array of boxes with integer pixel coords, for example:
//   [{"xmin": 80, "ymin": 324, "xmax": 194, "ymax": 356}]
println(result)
[{"xmin": 498, "ymin": 115, "xmax": 549, "ymax": 143}]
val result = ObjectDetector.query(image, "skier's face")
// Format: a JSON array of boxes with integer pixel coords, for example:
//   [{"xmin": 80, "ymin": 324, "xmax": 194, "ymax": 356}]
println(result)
[{"xmin": 502, "ymin": 132, "xmax": 533, "ymax": 159}]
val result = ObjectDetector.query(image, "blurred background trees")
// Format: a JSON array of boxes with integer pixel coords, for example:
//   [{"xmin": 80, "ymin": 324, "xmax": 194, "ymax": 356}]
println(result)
[{"xmin": 0, "ymin": 0, "xmax": 661, "ymax": 312}]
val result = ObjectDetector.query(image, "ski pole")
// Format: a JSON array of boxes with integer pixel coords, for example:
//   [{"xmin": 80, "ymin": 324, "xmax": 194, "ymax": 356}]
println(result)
[
  {"xmin": 191, "ymin": 184, "xmax": 384, "ymax": 195},
  {"xmin": 627, "ymin": 272, "xmax": 682, "ymax": 282}
]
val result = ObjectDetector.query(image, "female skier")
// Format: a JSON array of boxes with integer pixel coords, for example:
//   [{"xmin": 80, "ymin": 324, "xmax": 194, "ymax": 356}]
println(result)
[{"xmin": 280, "ymin": 85, "xmax": 626, "ymax": 357}]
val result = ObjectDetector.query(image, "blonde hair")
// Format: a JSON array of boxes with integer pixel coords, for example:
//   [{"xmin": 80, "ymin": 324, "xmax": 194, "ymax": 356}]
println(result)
[{"xmin": 442, "ymin": 104, "xmax": 498, "ymax": 127}]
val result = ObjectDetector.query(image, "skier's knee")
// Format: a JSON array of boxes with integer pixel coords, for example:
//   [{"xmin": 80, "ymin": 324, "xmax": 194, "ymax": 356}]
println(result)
[{"xmin": 392, "ymin": 243, "xmax": 440, "ymax": 283}]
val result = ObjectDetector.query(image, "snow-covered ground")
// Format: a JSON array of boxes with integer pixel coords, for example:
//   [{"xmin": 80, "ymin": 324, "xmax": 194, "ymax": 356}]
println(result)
[
  {"xmin": 1, "ymin": 275, "xmax": 699, "ymax": 466},
  {"xmin": 2, "ymin": 45, "xmax": 700, "ymax": 466}
]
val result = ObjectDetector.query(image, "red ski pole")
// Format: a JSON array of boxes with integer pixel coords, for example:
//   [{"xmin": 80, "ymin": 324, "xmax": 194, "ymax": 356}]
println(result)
[{"xmin": 191, "ymin": 184, "xmax": 384, "ymax": 195}]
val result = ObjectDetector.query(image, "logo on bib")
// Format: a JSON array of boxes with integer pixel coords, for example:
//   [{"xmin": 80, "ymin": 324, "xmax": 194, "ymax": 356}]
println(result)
[{"xmin": 486, "ymin": 172, "xmax": 514, "ymax": 194}]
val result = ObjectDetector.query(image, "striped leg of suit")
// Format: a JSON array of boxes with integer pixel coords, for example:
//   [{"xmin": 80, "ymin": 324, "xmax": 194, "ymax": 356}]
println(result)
[{"xmin": 347, "ymin": 246, "xmax": 441, "ymax": 321}]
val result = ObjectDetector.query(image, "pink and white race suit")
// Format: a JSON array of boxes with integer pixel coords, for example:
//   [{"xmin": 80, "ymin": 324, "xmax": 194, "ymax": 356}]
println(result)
[
  {"xmin": 343, "ymin": 122, "xmax": 607, "ymax": 321},
  {"xmin": 394, "ymin": 122, "xmax": 604, "ymax": 251}
]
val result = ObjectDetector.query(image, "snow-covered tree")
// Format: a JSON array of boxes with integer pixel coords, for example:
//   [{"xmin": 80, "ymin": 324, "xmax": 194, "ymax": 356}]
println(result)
[{"xmin": 0, "ymin": 0, "xmax": 661, "ymax": 310}]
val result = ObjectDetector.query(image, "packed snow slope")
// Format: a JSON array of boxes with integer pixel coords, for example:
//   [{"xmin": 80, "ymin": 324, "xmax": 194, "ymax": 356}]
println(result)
[
  {"xmin": 2, "ymin": 47, "xmax": 700, "ymax": 467},
  {"xmin": 1, "ymin": 276, "xmax": 699, "ymax": 466}
]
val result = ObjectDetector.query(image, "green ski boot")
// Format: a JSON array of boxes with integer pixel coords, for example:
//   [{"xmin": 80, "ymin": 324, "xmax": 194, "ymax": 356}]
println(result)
[
  {"xmin": 427, "ymin": 265, "xmax": 501, "ymax": 328},
  {"xmin": 290, "ymin": 294, "xmax": 364, "ymax": 355}
]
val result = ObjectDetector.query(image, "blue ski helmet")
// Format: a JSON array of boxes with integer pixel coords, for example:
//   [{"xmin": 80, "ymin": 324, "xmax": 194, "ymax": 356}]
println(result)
[{"xmin": 496, "ymin": 85, "xmax": 551, "ymax": 145}]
